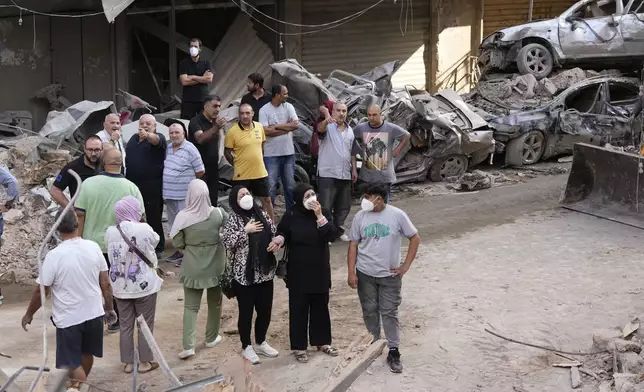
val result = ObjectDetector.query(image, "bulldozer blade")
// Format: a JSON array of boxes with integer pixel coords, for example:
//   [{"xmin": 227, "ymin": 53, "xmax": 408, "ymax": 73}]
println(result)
[{"xmin": 561, "ymin": 142, "xmax": 644, "ymax": 230}]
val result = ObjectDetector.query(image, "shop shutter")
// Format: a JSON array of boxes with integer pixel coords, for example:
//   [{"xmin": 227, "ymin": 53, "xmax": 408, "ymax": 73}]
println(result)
[
  {"xmin": 483, "ymin": 0, "xmax": 576, "ymax": 37},
  {"xmin": 301, "ymin": 0, "xmax": 429, "ymax": 88}
]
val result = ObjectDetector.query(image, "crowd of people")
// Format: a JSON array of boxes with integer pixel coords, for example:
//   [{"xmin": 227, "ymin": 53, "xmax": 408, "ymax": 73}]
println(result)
[{"xmin": 7, "ymin": 36, "xmax": 421, "ymax": 391}]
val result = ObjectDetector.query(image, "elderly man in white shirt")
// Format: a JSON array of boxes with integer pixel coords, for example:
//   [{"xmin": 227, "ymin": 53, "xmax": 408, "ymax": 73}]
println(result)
[{"xmin": 97, "ymin": 113, "xmax": 126, "ymax": 174}]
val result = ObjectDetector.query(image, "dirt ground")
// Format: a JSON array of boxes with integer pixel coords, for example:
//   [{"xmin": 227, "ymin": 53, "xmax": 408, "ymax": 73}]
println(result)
[{"xmin": 2, "ymin": 168, "xmax": 643, "ymax": 392}]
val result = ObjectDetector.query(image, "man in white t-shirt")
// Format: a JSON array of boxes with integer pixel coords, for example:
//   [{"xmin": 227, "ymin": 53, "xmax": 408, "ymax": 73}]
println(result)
[
  {"xmin": 259, "ymin": 84, "xmax": 299, "ymax": 208},
  {"xmin": 21, "ymin": 209, "xmax": 117, "ymax": 390},
  {"xmin": 97, "ymin": 113, "xmax": 126, "ymax": 174}
]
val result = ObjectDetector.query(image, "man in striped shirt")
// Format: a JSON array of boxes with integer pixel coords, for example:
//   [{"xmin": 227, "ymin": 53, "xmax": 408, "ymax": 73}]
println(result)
[{"xmin": 163, "ymin": 121, "xmax": 205, "ymax": 264}]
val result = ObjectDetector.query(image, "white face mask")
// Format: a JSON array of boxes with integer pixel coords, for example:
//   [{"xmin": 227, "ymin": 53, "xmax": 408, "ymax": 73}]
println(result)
[
  {"xmin": 361, "ymin": 197, "xmax": 375, "ymax": 212},
  {"xmin": 304, "ymin": 195, "xmax": 317, "ymax": 210},
  {"xmin": 189, "ymin": 47, "xmax": 199, "ymax": 57},
  {"xmin": 239, "ymin": 194, "xmax": 254, "ymax": 210}
]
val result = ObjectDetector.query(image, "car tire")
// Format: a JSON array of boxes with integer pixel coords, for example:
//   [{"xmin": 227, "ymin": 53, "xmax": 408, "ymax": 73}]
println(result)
[
  {"xmin": 506, "ymin": 131, "xmax": 546, "ymax": 166},
  {"xmin": 277, "ymin": 164, "xmax": 311, "ymax": 195},
  {"xmin": 517, "ymin": 43, "xmax": 554, "ymax": 80},
  {"xmin": 429, "ymin": 155, "xmax": 469, "ymax": 182}
]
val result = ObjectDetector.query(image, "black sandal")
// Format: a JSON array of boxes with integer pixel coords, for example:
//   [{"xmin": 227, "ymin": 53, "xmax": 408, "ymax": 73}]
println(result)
[{"xmin": 294, "ymin": 350, "xmax": 309, "ymax": 363}]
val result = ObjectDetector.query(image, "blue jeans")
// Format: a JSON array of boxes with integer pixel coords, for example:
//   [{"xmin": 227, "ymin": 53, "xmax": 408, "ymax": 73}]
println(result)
[
  {"xmin": 264, "ymin": 155, "xmax": 295, "ymax": 208},
  {"xmin": 0, "ymin": 214, "xmax": 4, "ymax": 249}
]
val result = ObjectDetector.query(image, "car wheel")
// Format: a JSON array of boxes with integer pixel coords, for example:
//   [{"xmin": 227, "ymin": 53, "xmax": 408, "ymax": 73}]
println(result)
[
  {"xmin": 429, "ymin": 155, "xmax": 469, "ymax": 182},
  {"xmin": 517, "ymin": 43, "xmax": 553, "ymax": 80},
  {"xmin": 506, "ymin": 131, "xmax": 546, "ymax": 166}
]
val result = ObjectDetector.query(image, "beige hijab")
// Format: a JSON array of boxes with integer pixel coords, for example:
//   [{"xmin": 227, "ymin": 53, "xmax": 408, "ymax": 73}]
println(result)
[{"xmin": 170, "ymin": 179, "xmax": 215, "ymax": 238}]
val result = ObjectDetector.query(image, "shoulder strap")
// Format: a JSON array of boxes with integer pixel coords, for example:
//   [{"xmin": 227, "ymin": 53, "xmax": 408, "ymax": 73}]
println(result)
[{"xmin": 116, "ymin": 224, "xmax": 155, "ymax": 269}]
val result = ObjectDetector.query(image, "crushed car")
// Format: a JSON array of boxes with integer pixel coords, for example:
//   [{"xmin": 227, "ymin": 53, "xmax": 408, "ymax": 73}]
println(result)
[
  {"xmin": 270, "ymin": 59, "xmax": 495, "ymax": 184},
  {"xmin": 490, "ymin": 75, "xmax": 642, "ymax": 165},
  {"xmin": 478, "ymin": 0, "xmax": 644, "ymax": 79}
]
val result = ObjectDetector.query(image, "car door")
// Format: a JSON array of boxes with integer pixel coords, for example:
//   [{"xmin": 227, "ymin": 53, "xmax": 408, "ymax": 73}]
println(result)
[
  {"xmin": 620, "ymin": 0, "xmax": 644, "ymax": 54},
  {"xmin": 558, "ymin": 0, "xmax": 626, "ymax": 57},
  {"xmin": 556, "ymin": 82, "xmax": 610, "ymax": 152}
]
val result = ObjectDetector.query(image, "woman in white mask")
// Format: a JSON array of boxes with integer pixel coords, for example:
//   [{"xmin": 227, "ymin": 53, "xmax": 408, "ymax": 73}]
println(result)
[
  {"xmin": 276, "ymin": 183, "xmax": 339, "ymax": 363},
  {"xmin": 222, "ymin": 185, "xmax": 283, "ymax": 365}
]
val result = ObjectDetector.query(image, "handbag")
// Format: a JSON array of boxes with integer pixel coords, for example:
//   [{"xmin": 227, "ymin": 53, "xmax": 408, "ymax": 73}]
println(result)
[
  {"xmin": 116, "ymin": 224, "xmax": 167, "ymax": 278},
  {"xmin": 275, "ymin": 242, "xmax": 288, "ymax": 280},
  {"xmin": 220, "ymin": 261, "xmax": 236, "ymax": 299}
]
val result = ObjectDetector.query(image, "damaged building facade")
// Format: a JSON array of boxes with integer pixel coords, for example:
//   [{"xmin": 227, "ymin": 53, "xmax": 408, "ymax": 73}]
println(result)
[{"xmin": 0, "ymin": 0, "xmax": 578, "ymax": 132}]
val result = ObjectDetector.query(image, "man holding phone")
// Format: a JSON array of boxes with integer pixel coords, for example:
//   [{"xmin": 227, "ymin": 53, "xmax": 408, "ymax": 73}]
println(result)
[{"xmin": 188, "ymin": 95, "xmax": 227, "ymax": 206}]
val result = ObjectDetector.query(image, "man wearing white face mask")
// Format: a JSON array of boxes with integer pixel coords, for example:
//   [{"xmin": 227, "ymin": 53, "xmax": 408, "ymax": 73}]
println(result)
[
  {"xmin": 347, "ymin": 183, "xmax": 420, "ymax": 374},
  {"xmin": 179, "ymin": 38, "xmax": 213, "ymax": 120}
]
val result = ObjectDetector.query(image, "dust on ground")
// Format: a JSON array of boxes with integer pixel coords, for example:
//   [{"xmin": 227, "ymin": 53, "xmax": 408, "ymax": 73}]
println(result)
[{"xmin": 3, "ymin": 171, "xmax": 639, "ymax": 392}]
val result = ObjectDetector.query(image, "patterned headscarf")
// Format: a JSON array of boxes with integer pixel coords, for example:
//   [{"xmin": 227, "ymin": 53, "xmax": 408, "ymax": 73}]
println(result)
[{"xmin": 115, "ymin": 196, "xmax": 142, "ymax": 223}]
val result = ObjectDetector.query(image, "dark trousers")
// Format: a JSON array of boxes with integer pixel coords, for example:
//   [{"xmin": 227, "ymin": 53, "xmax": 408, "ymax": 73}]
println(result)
[
  {"xmin": 317, "ymin": 177, "xmax": 352, "ymax": 236},
  {"xmin": 102, "ymin": 254, "xmax": 120, "ymax": 323},
  {"xmin": 233, "ymin": 280, "xmax": 273, "ymax": 349},
  {"xmin": 180, "ymin": 101, "xmax": 202, "ymax": 120},
  {"xmin": 140, "ymin": 186, "xmax": 164, "ymax": 253},
  {"xmin": 288, "ymin": 290, "xmax": 332, "ymax": 350},
  {"xmin": 201, "ymin": 171, "xmax": 219, "ymax": 207}
]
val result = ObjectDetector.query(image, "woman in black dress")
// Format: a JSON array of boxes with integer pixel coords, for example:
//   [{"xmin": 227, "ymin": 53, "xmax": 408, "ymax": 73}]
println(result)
[{"xmin": 277, "ymin": 183, "xmax": 339, "ymax": 363}]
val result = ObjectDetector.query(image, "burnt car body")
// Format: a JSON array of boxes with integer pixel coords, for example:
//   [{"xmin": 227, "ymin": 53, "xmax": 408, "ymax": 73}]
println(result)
[
  {"xmin": 394, "ymin": 89, "xmax": 495, "ymax": 184},
  {"xmin": 479, "ymin": 0, "xmax": 644, "ymax": 79},
  {"xmin": 491, "ymin": 76, "xmax": 641, "ymax": 165}
]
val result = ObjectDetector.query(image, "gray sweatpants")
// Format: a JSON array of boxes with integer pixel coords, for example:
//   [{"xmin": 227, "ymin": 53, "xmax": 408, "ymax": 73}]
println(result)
[
  {"xmin": 115, "ymin": 293, "xmax": 157, "ymax": 363},
  {"xmin": 165, "ymin": 199, "xmax": 186, "ymax": 231},
  {"xmin": 356, "ymin": 270, "xmax": 402, "ymax": 348}
]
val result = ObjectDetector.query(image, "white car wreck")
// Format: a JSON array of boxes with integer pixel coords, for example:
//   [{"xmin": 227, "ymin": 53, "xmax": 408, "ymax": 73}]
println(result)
[{"xmin": 479, "ymin": 0, "xmax": 644, "ymax": 79}]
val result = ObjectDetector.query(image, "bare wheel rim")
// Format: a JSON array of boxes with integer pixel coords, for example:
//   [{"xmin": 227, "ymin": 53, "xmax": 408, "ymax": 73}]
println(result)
[
  {"xmin": 521, "ymin": 133, "xmax": 544, "ymax": 164},
  {"xmin": 525, "ymin": 48, "xmax": 548, "ymax": 74},
  {"xmin": 440, "ymin": 156, "xmax": 467, "ymax": 179}
]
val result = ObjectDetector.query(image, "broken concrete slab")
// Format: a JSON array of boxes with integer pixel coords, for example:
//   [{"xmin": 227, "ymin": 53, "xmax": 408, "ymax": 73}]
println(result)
[
  {"xmin": 594, "ymin": 329, "xmax": 624, "ymax": 350},
  {"xmin": 3, "ymin": 209, "xmax": 23, "ymax": 224},
  {"xmin": 315, "ymin": 339, "xmax": 387, "ymax": 392},
  {"xmin": 550, "ymin": 68, "xmax": 587, "ymax": 93},
  {"xmin": 609, "ymin": 339, "xmax": 642, "ymax": 354},
  {"xmin": 618, "ymin": 352, "xmax": 644, "ymax": 373}
]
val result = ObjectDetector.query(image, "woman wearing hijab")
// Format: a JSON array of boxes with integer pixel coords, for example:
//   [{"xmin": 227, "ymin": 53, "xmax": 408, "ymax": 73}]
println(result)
[
  {"xmin": 171, "ymin": 179, "xmax": 228, "ymax": 360},
  {"xmin": 105, "ymin": 196, "xmax": 162, "ymax": 374},
  {"xmin": 222, "ymin": 185, "xmax": 284, "ymax": 365},
  {"xmin": 277, "ymin": 184, "xmax": 339, "ymax": 363}
]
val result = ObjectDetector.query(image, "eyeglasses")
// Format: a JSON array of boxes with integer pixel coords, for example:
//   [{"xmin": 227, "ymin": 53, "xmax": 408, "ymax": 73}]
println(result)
[{"xmin": 86, "ymin": 148, "xmax": 102, "ymax": 154}]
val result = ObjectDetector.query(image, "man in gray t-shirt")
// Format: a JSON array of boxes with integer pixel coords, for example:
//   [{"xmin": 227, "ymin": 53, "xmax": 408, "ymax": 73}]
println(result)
[
  {"xmin": 348, "ymin": 183, "xmax": 420, "ymax": 374},
  {"xmin": 353, "ymin": 104, "xmax": 410, "ymax": 201},
  {"xmin": 259, "ymin": 84, "xmax": 299, "ymax": 208}
]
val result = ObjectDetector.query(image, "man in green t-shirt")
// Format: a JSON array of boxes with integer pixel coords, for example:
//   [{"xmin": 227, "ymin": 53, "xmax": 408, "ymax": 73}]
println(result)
[{"xmin": 75, "ymin": 148, "xmax": 144, "ymax": 333}]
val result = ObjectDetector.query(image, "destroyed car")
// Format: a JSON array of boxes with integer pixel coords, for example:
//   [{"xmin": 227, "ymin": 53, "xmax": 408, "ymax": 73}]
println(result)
[
  {"xmin": 491, "ymin": 76, "xmax": 641, "ymax": 166},
  {"xmin": 270, "ymin": 59, "xmax": 495, "ymax": 184},
  {"xmin": 479, "ymin": 0, "xmax": 644, "ymax": 79},
  {"xmin": 394, "ymin": 89, "xmax": 495, "ymax": 183}
]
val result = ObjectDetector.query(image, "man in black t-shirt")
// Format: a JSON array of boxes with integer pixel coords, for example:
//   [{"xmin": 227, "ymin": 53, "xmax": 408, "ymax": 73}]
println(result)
[
  {"xmin": 241, "ymin": 72, "xmax": 271, "ymax": 122},
  {"xmin": 179, "ymin": 38, "xmax": 213, "ymax": 120},
  {"xmin": 125, "ymin": 114, "xmax": 167, "ymax": 257},
  {"xmin": 188, "ymin": 95, "xmax": 227, "ymax": 206},
  {"xmin": 50, "ymin": 136, "xmax": 103, "ymax": 207}
]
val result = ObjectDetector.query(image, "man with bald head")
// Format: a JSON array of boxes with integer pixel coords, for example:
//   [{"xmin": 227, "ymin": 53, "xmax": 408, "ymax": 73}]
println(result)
[
  {"xmin": 75, "ymin": 148, "xmax": 144, "ymax": 333},
  {"xmin": 126, "ymin": 114, "xmax": 168, "ymax": 258},
  {"xmin": 317, "ymin": 101, "xmax": 360, "ymax": 242},
  {"xmin": 353, "ymin": 104, "xmax": 410, "ymax": 201},
  {"xmin": 97, "ymin": 113, "xmax": 126, "ymax": 174}
]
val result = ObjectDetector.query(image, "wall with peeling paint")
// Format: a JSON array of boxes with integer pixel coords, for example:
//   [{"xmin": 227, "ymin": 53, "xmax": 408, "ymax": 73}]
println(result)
[{"xmin": 0, "ymin": 14, "xmax": 119, "ymax": 132}]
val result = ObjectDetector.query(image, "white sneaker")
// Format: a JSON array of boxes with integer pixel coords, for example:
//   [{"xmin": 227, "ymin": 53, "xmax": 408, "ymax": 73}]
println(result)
[
  {"xmin": 255, "ymin": 341, "xmax": 279, "ymax": 358},
  {"xmin": 206, "ymin": 335, "xmax": 223, "ymax": 348},
  {"xmin": 178, "ymin": 348, "xmax": 195, "ymax": 359},
  {"xmin": 339, "ymin": 234, "xmax": 350, "ymax": 242},
  {"xmin": 243, "ymin": 346, "xmax": 261, "ymax": 364}
]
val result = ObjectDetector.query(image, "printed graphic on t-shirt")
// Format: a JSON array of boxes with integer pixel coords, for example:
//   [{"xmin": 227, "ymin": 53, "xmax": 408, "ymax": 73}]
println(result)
[
  {"xmin": 110, "ymin": 237, "xmax": 151, "ymax": 291},
  {"xmin": 363, "ymin": 222, "xmax": 391, "ymax": 240},
  {"xmin": 363, "ymin": 132, "xmax": 389, "ymax": 171}
]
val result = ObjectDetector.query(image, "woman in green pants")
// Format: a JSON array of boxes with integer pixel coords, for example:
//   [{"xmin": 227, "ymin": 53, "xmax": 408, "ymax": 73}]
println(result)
[{"xmin": 171, "ymin": 179, "xmax": 228, "ymax": 360}]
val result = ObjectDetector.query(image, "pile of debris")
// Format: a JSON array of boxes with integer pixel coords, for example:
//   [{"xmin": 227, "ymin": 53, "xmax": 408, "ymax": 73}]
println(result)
[
  {"xmin": 0, "ymin": 136, "xmax": 71, "ymax": 284},
  {"xmin": 465, "ymin": 67, "xmax": 623, "ymax": 117}
]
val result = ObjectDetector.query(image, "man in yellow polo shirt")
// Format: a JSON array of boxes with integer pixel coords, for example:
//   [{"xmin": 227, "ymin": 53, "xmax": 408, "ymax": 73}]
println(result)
[{"xmin": 224, "ymin": 103, "xmax": 274, "ymax": 221}]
